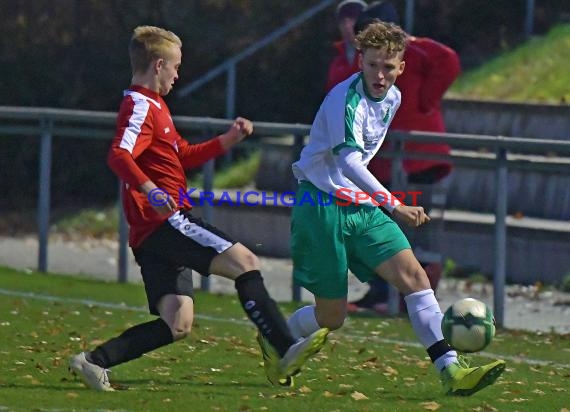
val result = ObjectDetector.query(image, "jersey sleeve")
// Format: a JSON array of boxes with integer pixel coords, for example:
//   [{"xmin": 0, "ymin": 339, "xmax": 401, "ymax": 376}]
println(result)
[
  {"xmin": 330, "ymin": 77, "xmax": 365, "ymax": 155},
  {"xmin": 176, "ymin": 133, "xmax": 226, "ymax": 170},
  {"xmin": 337, "ymin": 147, "xmax": 401, "ymax": 212},
  {"xmin": 107, "ymin": 96, "xmax": 153, "ymax": 187}
]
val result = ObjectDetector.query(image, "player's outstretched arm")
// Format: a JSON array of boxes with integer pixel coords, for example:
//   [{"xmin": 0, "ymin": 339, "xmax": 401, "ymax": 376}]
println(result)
[
  {"xmin": 337, "ymin": 147, "xmax": 399, "ymax": 212},
  {"xmin": 176, "ymin": 117, "xmax": 253, "ymax": 170},
  {"xmin": 219, "ymin": 117, "xmax": 254, "ymax": 150},
  {"xmin": 337, "ymin": 147, "xmax": 430, "ymax": 227}
]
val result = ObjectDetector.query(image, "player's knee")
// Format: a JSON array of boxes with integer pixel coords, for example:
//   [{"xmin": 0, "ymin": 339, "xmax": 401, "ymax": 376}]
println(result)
[
  {"xmin": 238, "ymin": 249, "xmax": 260, "ymax": 271},
  {"xmin": 231, "ymin": 249, "xmax": 260, "ymax": 273},
  {"xmin": 317, "ymin": 313, "xmax": 346, "ymax": 331},
  {"xmin": 166, "ymin": 308, "xmax": 194, "ymax": 341},
  {"xmin": 211, "ymin": 244, "xmax": 261, "ymax": 278},
  {"xmin": 171, "ymin": 319, "xmax": 193, "ymax": 341}
]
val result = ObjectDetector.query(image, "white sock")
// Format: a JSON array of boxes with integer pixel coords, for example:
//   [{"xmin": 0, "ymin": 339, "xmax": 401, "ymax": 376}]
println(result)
[
  {"xmin": 287, "ymin": 305, "xmax": 320, "ymax": 340},
  {"xmin": 405, "ymin": 289, "xmax": 457, "ymax": 371}
]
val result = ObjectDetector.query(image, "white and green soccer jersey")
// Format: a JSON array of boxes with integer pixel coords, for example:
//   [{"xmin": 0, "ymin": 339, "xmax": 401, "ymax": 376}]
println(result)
[{"xmin": 292, "ymin": 72, "xmax": 401, "ymax": 205}]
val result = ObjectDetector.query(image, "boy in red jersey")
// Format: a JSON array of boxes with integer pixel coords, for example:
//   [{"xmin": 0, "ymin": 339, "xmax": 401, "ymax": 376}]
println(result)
[{"xmin": 70, "ymin": 25, "xmax": 327, "ymax": 391}]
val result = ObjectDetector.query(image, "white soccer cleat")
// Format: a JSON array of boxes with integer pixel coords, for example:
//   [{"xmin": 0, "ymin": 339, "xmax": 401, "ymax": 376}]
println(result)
[{"xmin": 69, "ymin": 352, "xmax": 114, "ymax": 392}]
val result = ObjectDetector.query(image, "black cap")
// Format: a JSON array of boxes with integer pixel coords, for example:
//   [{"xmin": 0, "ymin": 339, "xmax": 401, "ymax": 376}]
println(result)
[{"xmin": 354, "ymin": 1, "xmax": 401, "ymax": 34}]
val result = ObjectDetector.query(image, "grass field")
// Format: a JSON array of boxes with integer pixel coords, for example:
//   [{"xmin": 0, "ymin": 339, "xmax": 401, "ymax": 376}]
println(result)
[
  {"xmin": 450, "ymin": 24, "xmax": 570, "ymax": 104},
  {"xmin": 0, "ymin": 266, "xmax": 568, "ymax": 411}
]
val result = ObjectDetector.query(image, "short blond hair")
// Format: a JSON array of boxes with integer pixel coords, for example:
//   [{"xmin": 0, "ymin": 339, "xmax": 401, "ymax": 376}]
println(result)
[
  {"xmin": 129, "ymin": 25, "xmax": 182, "ymax": 74},
  {"xmin": 355, "ymin": 21, "xmax": 407, "ymax": 55}
]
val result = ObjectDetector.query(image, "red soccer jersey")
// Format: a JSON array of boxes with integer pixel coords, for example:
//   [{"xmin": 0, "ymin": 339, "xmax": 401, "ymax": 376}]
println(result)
[{"xmin": 107, "ymin": 85, "xmax": 225, "ymax": 248}]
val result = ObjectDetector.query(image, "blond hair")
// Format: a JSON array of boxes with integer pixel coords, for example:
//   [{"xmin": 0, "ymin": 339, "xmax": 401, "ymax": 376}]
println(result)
[
  {"xmin": 355, "ymin": 21, "xmax": 407, "ymax": 55},
  {"xmin": 129, "ymin": 26, "xmax": 182, "ymax": 74}
]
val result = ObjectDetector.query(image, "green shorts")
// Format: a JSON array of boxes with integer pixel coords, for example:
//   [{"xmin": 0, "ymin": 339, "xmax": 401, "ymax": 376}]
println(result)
[{"xmin": 291, "ymin": 181, "xmax": 410, "ymax": 299}]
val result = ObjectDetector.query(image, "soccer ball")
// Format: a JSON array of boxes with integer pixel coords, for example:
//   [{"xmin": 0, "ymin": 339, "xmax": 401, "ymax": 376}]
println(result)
[{"xmin": 441, "ymin": 298, "xmax": 495, "ymax": 353}]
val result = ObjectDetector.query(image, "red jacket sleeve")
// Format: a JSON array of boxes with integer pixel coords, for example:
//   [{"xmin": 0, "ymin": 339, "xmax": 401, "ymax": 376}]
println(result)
[
  {"xmin": 176, "ymin": 133, "xmax": 226, "ymax": 170},
  {"xmin": 325, "ymin": 42, "xmax": 361, "ymax": 93},
  {"xmin": 107, "ymin": 96, "xmax": 153, "ymax": 187},
  {"xmin": 414, "ymin": 38, "xmax": 461, "ymax": 114}
]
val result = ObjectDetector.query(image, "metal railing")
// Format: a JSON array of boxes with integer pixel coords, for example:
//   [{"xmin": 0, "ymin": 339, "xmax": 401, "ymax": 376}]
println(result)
[
  {"xmin": 177, "ymin": 0, "xmax": 337, "ymax": 119},
  {"xmin": 1, "ymin": 106, "xmax": 570, "ymax": 326},
  {"xmin": 175, "ymin": 0, "xmax": 538, "ymax": 117}
]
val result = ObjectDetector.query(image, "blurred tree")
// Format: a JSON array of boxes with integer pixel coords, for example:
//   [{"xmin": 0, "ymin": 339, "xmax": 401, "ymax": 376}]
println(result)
[{"xmin": 0, "ymin": 0, "xmax": 567, "ymax": 210}]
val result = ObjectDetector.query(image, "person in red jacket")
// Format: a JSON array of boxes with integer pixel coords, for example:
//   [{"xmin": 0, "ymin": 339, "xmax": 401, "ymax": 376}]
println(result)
[
  {"xmin": 346, "ymin": 1, "xmax": 460, "ymax": 313},
  {"xmin": 325, "ymin": 0, "xmax": 368, "ymax": 92},
  {"xmin": 69, "ymin": 25, "xmax": 327, "ymax": 391}
]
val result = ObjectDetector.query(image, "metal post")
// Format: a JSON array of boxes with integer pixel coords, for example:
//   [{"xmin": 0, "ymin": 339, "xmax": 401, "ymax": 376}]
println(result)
[
  {"xmin": 118, "ymin": 180, "xmax": 129, "ymax": 283},
  {"xmin": 388, "ymin": 136, "xmax": 406, "ymax": 315},
  {"xmin": 224, "ymin": 63, "xmax": 237, "ymax": 164},
  {"xmin": 200, "ymin": 158, "xmax": 215, "ymax": 292},
  {"xmin": 226, "ymin": 63, "xmax": 236, "ymax": 120},
  {"xmin": 292, "ymin": 133, "xmax": 305, "ymax": 302},
  {"xmin": 493, "ymin": 147, "xmax": 508, "ymax": 327},
  {"xmin": 177, "ymin": 0, "xmax": 336, "ymax": 99},
  {"xmin": 37, "ymin": 118, "xmax": 53, "ymax": 273},
  {"xmin": 405, "ymin": 0, "xmax": 415, "ymax": 34}
]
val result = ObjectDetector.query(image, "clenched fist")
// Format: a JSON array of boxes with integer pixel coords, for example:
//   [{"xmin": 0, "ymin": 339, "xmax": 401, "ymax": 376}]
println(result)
[
  {"xmin": 220, "ymin": 117, "xmax": 254, "ymax": 149},
  {"xmin": 392, "ymin": 204, "xmax": 431, "ymax": 227}
]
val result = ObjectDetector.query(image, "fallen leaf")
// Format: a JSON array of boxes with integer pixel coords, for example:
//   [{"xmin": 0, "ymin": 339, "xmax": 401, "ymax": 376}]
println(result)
[
  {"xmin": 351, "ymin": 391, "xmax": 368, "ymax": 401},
  {"xmin": 420, "ymin": 401, "xmax": 441, "ymax": 410},
  {"xmin": 382, "ymin": 366, "xmax": 398, "ymax": 376},
  {"xmin": 271, "ymin": 391, "xmax": 296, "ymax": 398}
]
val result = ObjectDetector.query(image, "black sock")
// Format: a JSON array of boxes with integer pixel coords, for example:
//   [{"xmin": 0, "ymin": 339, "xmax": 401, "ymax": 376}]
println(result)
[
  {"xmin": 88, "ymin": 318, "xmax": 174, "ymax": 368},
  {"xmin": 235, "ymin": 270, "xmax": 296, "ymax": 357},
  {"xmin": 427, "ymin": 339, "xmax": 454, "ymax": 365}
]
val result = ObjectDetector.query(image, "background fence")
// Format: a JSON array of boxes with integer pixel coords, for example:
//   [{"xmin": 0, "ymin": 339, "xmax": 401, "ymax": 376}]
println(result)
[{"xmin": 1, "ymin": 106, "xmax": 570, "ymax": 326}]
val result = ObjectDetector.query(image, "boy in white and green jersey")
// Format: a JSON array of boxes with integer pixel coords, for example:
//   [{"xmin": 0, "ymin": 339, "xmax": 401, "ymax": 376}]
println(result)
[
  {"xmin": 288, "ymin": 21, "xmax": 505, "ymax": 396},
  {"xmin": 292, "ymin": 71, "xmax": 401, "ymax": 205}
]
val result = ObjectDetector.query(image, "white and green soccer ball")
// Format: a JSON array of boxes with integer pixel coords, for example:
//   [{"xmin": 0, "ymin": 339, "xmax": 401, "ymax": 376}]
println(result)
[{"xmin": 441, "ymin": 298, "xmax": 496, "ymax": 353}]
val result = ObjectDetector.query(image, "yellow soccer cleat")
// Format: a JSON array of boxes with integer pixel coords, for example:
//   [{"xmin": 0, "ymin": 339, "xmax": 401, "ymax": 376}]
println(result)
[
  {"xmin": 257, "ymin": 328, "xmax": 329, "ymax": 387},
  {"xmin": 256, "ymin": 333, "xmax": 294, "ymax": 387},
  {"xmin": 257, "ymin": 333, "xmax": 294, "ymax": 387},
  {"xmin": 441, "ymin": 357, "xmax": 506, "ymax": 396}
]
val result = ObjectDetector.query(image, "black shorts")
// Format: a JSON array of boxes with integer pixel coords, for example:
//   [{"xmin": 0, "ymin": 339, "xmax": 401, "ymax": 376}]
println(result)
[{"xmin": 132, "ymin": 210, "xmax": 236, "ymax": 315}]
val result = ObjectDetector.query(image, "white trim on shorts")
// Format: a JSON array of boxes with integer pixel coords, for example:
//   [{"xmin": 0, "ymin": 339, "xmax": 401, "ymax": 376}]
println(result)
[{"xmin": 168, "ymin": 210, "xmax": 233, "ymax": 253}]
